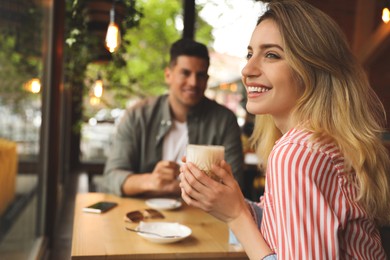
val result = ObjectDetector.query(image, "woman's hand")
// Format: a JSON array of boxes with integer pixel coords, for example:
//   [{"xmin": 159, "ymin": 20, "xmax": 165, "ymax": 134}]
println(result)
[
  {"xmin": 181, "ymin": 159, "xmax": 274, "ymax": 259},
  {"xmin": 179, "ymin": 160, "xmax": 247, "ymax": 223}
]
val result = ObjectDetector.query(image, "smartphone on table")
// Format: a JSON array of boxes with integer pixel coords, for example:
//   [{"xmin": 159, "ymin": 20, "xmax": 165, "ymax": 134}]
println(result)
[{"xmin": 82, "ymin": 201, "xmax": 118, "ymax": 214}]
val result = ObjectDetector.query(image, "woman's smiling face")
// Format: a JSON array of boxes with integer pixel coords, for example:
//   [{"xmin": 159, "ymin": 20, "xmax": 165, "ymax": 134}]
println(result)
[{"xmin": 242, "ymin": 19, "xmax": 303, "ymax": 132}]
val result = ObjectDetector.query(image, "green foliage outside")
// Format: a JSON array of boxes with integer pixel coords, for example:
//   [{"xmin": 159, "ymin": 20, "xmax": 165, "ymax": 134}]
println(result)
[
  {"xmin": 0, "ymin": 3, "xmax": 42, "ymax": 110},
  {"xmin": 64, "ymin": 0, "xmax": 144, "ymax": 121},
  {"xmin": 86, "ymin": 0, "xmax": 213, "ymax": 110},
  {"xmin": 94, "ymin": 0, "xmax": 183, "ymax": 104}
]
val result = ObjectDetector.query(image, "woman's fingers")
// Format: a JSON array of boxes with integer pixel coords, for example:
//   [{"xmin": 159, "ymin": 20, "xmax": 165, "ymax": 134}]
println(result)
[
  {"xmin": 181, "ymin": 186, "xmax": 204, "ymax": 209},
  {"xmin": 186, "ymin": 162, "xmax": 216, "ymax": 188},
  {"xmin": 180, "ymin": 164, "xmax": 206, "ymax": 200},
  {"xmin": 180, "ymin": 175, "xmax": 210, "ymax": 210},
  {"xmin": 180, "ymin": 163, "xmax": 220, "ymax": 208},
  {"xmin": 210, "ymin": 160, "xmax": 234, "ymax": 186},
  {"xmin": 180, "ymin": 160, "xmax": 247, "ymax": 221}
]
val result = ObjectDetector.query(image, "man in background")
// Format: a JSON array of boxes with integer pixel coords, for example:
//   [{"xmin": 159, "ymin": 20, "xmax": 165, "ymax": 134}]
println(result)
[{"xmin": 101, "ymin": 38, "xmax": 244, "ymax": 197}]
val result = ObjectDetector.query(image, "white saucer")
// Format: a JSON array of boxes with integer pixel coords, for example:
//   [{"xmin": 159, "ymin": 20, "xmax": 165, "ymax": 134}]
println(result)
[
  {"xmin": 136, "ymin": 221, "xmax": 191, "ymax": 244},
  {"xmin": 145, "ymin": 198, "xmax": 182, "ymax": 210}
]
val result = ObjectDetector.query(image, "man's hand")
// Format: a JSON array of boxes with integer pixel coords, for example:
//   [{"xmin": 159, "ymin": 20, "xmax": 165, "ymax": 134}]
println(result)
[
  {"xmin": 148, "ymin": 161, "xmax": 181, "ymax": 193},
  {"xmin": 121, "ymin": 160, "xmax": 181, "ymax": 196}
]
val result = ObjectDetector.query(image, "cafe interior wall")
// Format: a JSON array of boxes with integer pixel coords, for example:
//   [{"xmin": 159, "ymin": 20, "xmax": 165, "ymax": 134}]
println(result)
[{"xmin": 306, "ymin": 0, "xmax": 390, "ymax": 133}]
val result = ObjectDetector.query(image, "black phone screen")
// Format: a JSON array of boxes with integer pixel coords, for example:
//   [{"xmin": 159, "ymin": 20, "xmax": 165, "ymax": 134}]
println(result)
[{"xmin": 82, "ymin": 201, "xmax": 118, "ymax": 214}]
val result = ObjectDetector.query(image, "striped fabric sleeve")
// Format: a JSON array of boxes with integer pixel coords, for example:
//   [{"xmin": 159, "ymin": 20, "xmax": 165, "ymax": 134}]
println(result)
[
  {"xmin": 261, "ymin": 129, "xmax": 386, "ymax": 259},
  {"xmin": 269, "ymin": 140, "xmax": 341, "ymax": 259}
]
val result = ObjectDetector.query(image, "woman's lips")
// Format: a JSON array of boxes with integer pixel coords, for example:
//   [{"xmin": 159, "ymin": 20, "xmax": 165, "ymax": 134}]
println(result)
[
  {"xmin": 247, "ymin": 86, "xmax": 271, "ymax": 93},
  {"xmin": 246, "ymin": 85, "xmax": 271, "ymax": 97}
]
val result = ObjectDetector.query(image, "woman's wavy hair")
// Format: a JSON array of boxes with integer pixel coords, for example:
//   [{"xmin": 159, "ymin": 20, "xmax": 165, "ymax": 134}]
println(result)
[{"xmin": 250, "ymin": 0, "xmax": 390, "ymax": 225}]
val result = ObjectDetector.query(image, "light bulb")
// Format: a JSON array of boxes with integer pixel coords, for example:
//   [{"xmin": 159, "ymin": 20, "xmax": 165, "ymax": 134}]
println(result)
[
  {"xmin": 24, "ymin": 78, "xmax": 41, "ymax": 93},
  {"xmin": 105, "ymin": 22, "xmax": 121, "ymax": 52},
  {"xmin": 93, "ymin": 79, "xmax": 103, "ymax": 98},
  {"xmin": 105, "ymin": 7, "xmax": 121, "ymax": 53},
  {"xmin": 383, "ymin": 7, "xmax": 390, "ymax": 23}
]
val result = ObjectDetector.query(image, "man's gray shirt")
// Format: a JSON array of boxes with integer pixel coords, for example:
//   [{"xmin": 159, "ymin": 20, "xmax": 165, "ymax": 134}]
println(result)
[{"xmin": 101, "ymin": 94, "xmax": 244, "ymax": 196}]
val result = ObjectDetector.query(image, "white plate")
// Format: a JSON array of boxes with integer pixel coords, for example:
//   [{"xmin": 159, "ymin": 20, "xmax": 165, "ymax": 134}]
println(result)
[
  {"xmin": 136, "ymin": 221, "xmax": 192, "ymax": 244},
  {"xmin": 145, "ymin": 198, "xmax": 182, "ymax": 210}
]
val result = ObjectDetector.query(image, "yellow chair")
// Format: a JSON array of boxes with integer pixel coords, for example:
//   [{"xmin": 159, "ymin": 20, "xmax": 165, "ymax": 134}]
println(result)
[{"xmin": 0, "ymin": 139, "xmax": 18, "ymax": 215}]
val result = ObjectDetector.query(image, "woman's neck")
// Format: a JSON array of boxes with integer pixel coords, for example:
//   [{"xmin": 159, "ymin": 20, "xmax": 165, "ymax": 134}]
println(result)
[{"xmin": 273, "ymin": 115, "xmax": 296, "ymax": 134}]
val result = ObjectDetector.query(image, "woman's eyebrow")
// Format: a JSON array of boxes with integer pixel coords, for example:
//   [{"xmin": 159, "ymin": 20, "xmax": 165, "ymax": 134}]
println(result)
[
  {"xmin": 247, "ymin": 43, "xmax": 284, "ymax": 52},
  {"xmin": 260, "ymin": 43, "xmax": 284, "ymax": 51}
]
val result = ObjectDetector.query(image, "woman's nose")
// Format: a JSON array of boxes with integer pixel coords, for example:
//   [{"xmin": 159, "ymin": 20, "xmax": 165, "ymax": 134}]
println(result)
[
  {"xmin": 241, "ymin": 58, "xmax": 261, "ymax": 78},
  {"xmin": 241, "ymin": 64, "xmax": 250, "ymax": 78}
]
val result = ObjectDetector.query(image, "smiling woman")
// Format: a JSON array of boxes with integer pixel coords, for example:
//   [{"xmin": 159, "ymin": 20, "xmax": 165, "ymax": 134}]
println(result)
[{"xmin": 180, "ymin": 1, "xmax": 390, "ymax": 259}]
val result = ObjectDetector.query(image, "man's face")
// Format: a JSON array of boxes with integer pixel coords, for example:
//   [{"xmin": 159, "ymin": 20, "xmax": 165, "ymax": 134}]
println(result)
[{"xmin": 165, "ymin": 56, "xmax": 209, "ymax": 109}]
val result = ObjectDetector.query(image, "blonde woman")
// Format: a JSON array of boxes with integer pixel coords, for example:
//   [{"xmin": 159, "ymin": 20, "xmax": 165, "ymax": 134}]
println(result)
[{"xmin": 180, "ymin": 0, "xmax": 390, "ymax": 259}]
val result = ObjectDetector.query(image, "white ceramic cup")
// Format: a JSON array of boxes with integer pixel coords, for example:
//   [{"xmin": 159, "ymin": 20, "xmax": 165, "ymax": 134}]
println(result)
[{"xmin": 186, "ymin": 144, "xmax": 225, "ymax": 181}]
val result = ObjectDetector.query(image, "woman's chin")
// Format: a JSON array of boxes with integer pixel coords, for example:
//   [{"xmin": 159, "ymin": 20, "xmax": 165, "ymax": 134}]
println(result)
[{"xmin": 246, "ymin": 102, "xmax": 265, "ymax": 115}]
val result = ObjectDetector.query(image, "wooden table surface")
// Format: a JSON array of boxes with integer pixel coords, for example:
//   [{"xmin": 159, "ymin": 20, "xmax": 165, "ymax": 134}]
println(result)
[{"xmin": 71, "ymin": 193, "xmax": 248, "ymax": 259}]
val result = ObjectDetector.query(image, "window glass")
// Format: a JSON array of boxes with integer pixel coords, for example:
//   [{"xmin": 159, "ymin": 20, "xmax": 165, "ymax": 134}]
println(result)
[{"xmin": 0, "ymin": 0, "xmax": 47, "ymax": 257}]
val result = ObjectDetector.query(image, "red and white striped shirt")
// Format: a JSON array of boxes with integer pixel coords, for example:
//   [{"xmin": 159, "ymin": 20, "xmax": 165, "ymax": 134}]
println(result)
[{"xmin": 260, "ymin": 128, "xmax": 386, "ymax": 259}]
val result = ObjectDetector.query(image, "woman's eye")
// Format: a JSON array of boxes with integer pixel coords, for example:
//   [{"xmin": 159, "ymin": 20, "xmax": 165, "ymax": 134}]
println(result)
[
  {"xmin": 246, "ymin": 52, "xmax": 253, "ymax": 60},
  {"xmin": 265, "ymin": 52, "xmax": 280, "ymax": 59}
]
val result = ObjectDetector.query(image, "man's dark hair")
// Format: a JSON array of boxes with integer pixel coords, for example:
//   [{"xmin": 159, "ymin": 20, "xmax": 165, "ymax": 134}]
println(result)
[{"xmin": 169, "ymin": 38, "xmax": 210, "ymax": 67}]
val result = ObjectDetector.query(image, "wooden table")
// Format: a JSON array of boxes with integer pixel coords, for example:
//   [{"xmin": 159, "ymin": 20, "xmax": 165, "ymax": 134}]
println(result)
[{"xmin": 71, "ymin": 193, "xmax": 248, "ymax": 259}]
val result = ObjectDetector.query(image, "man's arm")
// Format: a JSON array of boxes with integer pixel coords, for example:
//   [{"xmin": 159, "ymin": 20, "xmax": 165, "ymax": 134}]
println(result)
[
  {"xmin": 121, "ymin": 161, "xmax": 181, "ymax": 196},
  {"xmin": 102, "ymin": 110, "xmax": 181, "ymax": 196},
  {"xmin": 101, "ymin": 109, "xmax": 141, "ymax": 196}
]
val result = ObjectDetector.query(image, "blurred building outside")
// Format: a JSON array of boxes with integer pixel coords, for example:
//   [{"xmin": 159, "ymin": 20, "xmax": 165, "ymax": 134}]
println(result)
[{"xmin": 0, "ymin": 98, "xmax": 41, "ymax": 160}]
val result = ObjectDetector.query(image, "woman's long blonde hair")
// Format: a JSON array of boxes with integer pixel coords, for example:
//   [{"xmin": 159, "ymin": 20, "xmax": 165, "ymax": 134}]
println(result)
[{"xmin": 250, "ymin": 0, "xmax": 390, "ymax": 225}]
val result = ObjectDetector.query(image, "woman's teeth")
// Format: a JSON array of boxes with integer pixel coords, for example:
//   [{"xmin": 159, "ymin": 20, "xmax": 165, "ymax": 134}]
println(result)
[{"xmin": 247, "ymin": 86, "xmax": 270, "ymax": 93}]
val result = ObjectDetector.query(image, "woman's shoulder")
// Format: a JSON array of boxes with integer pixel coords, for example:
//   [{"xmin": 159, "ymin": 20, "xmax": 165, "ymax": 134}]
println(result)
[
  {"xmin": 270, "ymin": 128, "xmax": 348, "ymax": 179},
  {"xmin": 275, "ymin": 128, "xmax": 343, "ymax": 164},
  {"xmin": 276, "ymin": 128, "xmax": 313, "ymax": 148}
]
